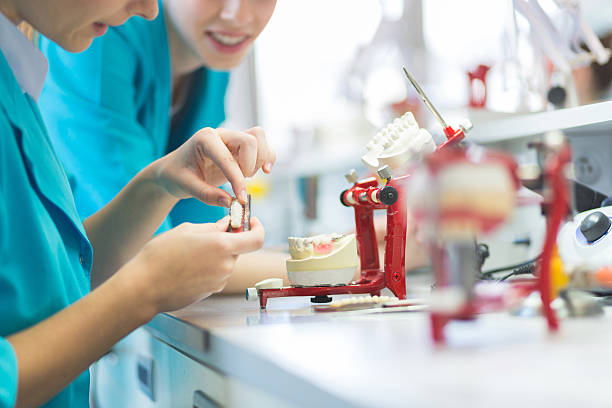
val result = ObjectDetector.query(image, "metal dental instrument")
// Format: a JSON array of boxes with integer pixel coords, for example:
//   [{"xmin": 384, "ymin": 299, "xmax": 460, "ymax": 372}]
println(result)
[
  {"xmin": 403, "ymin": 67, "xmax": 449, "ymax": 130},
  {"xmin": 402, "ymin": 66, "xmax": 467, "ymax": 147}
]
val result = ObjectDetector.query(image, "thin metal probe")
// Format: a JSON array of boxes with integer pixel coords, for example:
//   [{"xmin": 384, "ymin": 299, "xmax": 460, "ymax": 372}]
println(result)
[{"xmin": 402, "ymin": 67, "xmax": 448, "ymax": 129}]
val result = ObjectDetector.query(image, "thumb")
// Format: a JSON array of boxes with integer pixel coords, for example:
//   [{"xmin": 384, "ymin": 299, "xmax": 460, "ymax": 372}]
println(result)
[{"xmin": 215, "ymin": 215, "xmax": 230, "ymax": 231}]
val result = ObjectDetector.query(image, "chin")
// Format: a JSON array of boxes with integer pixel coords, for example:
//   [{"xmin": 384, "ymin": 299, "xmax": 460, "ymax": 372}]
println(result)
[
  {"xmin": 201, "ymin": 50, "xmax": 247, "ymax": 71},
  {"xmin": 205, "ymin": 58, "xmax": 243, "ymax": 71},
  {"xmin": 59, "ymin": 37, "xmax": 94, "ymax": 53}
]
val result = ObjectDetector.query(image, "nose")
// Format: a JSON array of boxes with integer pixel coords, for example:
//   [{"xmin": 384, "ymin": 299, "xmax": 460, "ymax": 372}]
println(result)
[
  {"xmin": 220, "ymin": 0, "xmax": 253, "ymax": 25},
  {"xmin": 129, "ymin": 0, "xmax": 159, "ymax": 20}
]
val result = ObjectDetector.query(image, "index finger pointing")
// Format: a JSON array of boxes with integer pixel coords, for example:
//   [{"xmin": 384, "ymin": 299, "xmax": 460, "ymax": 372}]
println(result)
[{"xmin": 197, "ymin": 130, "xmax": 247, "ymax": 203}]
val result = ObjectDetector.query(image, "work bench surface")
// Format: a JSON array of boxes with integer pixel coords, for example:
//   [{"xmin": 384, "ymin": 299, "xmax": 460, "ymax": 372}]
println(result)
[{"xmin": 146, "ymin": 293, "xmax": 612, "ymax": 408}]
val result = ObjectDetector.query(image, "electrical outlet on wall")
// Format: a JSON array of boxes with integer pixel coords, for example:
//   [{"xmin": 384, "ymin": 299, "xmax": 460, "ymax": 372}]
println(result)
[
  {"xmin": 566, "ymin": 122, "xmax": 612, "ymax": 196},
  {"xmin": 574, "ymin": 153, "xmax": 602, "ymax": 185}
]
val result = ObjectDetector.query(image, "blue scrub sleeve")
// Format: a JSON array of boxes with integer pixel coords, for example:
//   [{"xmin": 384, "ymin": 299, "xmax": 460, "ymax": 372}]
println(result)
[
  {"xmin": 0, "ymin": 338, "xmax": 17, "ymax": 408},
  {"xmin": 39, "ymin": 33, "xmax": 166, "ymax": 223}
]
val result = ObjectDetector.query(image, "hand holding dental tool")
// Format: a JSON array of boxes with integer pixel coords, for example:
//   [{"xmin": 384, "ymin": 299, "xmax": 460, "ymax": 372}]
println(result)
[
  {"xmin": 154, "ymin": 126, "xmax": 275, "ymax": 208},
  {"xmin": 118, "ymin": 215, "xmax": 265, "ymax": 313},
  {"xmin": 86, "ymin": 126, "xmax": 273, "ymax": 285}
]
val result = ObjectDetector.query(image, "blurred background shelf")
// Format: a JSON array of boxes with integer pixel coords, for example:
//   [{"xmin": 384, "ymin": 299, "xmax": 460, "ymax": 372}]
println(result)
[{"xmin": 468, "ymin": 101, "xmax": 612, "ymax": 144}]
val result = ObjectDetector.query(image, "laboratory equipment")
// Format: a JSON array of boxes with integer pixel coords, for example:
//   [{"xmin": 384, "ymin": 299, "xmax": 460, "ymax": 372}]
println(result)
[
  {"xmin": 557, "ymin": 206, "xmax": 612, "ymax": 269},
  {"xmin": 513, "ymin": 0, "xmax": 611, "ymax": 107},
  {"xmin": 246, "ymin": 166, "xmax": 408, "ymax": 308},
  {"xmin": 402, "ymin": 68, "xmax": 567, "ymax": 342},
  {"xmin": 246, "ymin": 68, "xmax": 466, "ymax": 310}
]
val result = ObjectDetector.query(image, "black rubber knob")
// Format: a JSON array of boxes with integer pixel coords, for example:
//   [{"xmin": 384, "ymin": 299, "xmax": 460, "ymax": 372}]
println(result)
[
  {"xmin": 547, "ymin": 86, "xmax": 566, "ymax": 107},
  {"xmin": 580, "ymin": 211, "xmax": 611, "ymax": 242},
  {"xmin": 379, "ymin": 186, "xmax": 398, "ymax": 205},
  {"xmin": 340, "ymin": 189, "xmax": 350, "ymax": 207}
]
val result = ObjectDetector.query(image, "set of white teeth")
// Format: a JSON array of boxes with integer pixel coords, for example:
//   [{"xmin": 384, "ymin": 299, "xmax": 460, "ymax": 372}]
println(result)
[
  {"xmin": 211, "ymin": 32, "xmax": 247, "ymax": 46},
  {"xmin": 328, "ymin": 295, "xmax": 397, "ymax": 308},
  {"xmin": 288, "ymin": 233, "xmax": 344, "ymax": 258},
  {"xmin": 370, "ymin": 112, "xmax": 419, "ymax": 149},
  {"xmin": 361, "ymin": 112, "xmax": 436, "ymax": 171},
  {"xmin": 288, "ymin": 233, "xmax": 344, "ymax": 249}
]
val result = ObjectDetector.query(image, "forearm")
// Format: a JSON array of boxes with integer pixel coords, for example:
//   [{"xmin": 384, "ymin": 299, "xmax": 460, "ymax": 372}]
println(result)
[
  {"xmin": 7, "ymin": 270, "xmax": 156, "ymax": 408},
  {"xmin": 85, "ymin": 164, "xmax": 177, "ymax": 287},
  {"xmin": 221, "ymin": 249, "xmax": 290, "ymax": 294}
]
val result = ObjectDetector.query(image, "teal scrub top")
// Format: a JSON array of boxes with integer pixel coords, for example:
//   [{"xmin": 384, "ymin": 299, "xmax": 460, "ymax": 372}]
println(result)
[
  {"xmin": 0, "ymin": 50, "xmax": 92, "ymax": 407},
  {"xmin": 38, "ymin": 3, "xmax": 230, "ymax": 229}
]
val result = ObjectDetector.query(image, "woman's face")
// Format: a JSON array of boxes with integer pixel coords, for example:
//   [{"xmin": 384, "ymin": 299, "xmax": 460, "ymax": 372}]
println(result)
[
  {"xmin": 17, "ymin": 0, "xmax": 158, "ymax": 52},
  {"xmin": 165, "ymin": 0, "xmax": 277, "ymax": 71}
]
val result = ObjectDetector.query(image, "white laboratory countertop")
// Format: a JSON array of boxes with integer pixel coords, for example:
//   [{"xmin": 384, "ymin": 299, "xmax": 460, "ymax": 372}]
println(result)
[{"xmin": 146, "ymin": 293, "xmax": 612, "ymax": 408}]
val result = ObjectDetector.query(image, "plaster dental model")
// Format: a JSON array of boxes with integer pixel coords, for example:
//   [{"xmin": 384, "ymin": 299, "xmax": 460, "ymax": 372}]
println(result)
[
  {"xmin": 228, "ymin": 195, "xmax": 251, "ymax": 232},
  {"xmin": 408, "ymin": 156, "xmax": 516, "ymax": 240},
  {"xmin": 286, "ymin": 233, "xmax": 359, "ymax": 287},
  {"xmin": 361, "ymin": 112, "xmax": 436, "ymax": 173}
]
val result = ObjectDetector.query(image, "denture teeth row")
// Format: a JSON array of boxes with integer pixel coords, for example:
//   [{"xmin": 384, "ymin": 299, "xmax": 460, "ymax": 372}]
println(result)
[
  {"xmin": 329, "ymin": 295, "xmax": 397, "ymax": 308},
  {"xmin": 368, "ymin": 112, "xmax": 419, "ymax": 151},
  {"xmin": 288, "ymin": 233, "xmax": 346, "ymax": 253}
]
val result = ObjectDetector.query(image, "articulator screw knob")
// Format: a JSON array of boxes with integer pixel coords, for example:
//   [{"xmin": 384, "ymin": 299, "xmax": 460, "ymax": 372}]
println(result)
[
  {"xmin": 379, "ymin": 186, "xmax": 398, "ymax": 206},
  {"xmin": 377, "ymin": 165, "xmax": 392, "ymax": 180},
  {"xmin": 345, "ymin": 169, "xmax": 359, "ymax": 184},
  {"xmin": 459, "ymin": 119, "xmax": 473, "ymax": 133}
]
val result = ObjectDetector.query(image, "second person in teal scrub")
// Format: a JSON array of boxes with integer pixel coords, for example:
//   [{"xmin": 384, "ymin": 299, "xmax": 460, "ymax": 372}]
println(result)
[{"xmin": 39, "ymin": 0, "xmax": 287, "ymax": 291}]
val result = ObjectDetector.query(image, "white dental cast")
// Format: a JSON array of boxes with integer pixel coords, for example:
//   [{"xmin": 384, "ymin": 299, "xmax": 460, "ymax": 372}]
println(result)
[
  {"xmin": 286, "ymin": 233, "xmax": 359, "ymax": 287},
  {"xmin": 361, "ymin": 112, "xmax": 436, "ymax": 173}
]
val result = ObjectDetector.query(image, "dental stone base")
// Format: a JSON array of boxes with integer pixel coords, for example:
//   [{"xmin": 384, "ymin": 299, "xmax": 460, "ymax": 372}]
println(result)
[{"xmin": 287, "ymin": 267, "xmax": 357, "ymax": 287}]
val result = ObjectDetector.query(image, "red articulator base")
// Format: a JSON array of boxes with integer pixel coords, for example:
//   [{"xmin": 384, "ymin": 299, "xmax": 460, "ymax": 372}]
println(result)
[
  {"xmin": 258, "ymin": 271, "xmax": 386, "ymax": 309},
  {"xmin": 430, "ymin": 279, "xmax": 541, "ymax": 344}
]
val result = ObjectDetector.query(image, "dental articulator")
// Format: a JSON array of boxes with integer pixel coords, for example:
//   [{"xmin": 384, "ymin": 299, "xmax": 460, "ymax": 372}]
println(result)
[
  {"xmin": 245, "ymin": 68, "xmax": 467, "ymax": 310},
  {"xmin": 245, "ymin": 68, "xmax": 573, "ymax": 344}
]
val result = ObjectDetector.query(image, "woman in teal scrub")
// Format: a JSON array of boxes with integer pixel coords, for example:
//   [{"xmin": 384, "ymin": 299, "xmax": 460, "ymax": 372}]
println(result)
[
  {"xmin": 0, "ymin": 0, "xmax": 271, "ymax": 406},
  {"xmin": 38, "ymin": 0, "xmax": 286, "ymax": 292}
]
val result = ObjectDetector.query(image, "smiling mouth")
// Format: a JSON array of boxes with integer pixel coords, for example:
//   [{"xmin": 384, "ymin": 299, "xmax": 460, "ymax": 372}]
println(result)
[{"xmin": 208, "ymin": 31, "xmax": 249, "ymax": 46}]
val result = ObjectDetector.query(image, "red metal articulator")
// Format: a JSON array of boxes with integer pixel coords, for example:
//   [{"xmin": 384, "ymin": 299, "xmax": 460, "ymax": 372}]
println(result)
[{"xmin": 257, "ymin": 174, "xmax": 408, "ymax": 309}]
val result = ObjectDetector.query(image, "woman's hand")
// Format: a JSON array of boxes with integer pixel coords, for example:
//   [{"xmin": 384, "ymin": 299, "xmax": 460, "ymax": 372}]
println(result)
[
  {"xmin": 117, "ymin": 216, "xmax": 265, "ymax": 313},
  {"xmin": 152, "ymin": 126, "xmax": 275, "ymax": 207}
]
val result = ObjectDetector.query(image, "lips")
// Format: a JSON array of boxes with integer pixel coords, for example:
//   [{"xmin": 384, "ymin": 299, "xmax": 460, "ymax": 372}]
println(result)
[{"xmin": 206, "ymin": 31, "xmax": 250, "ymax": 54}]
